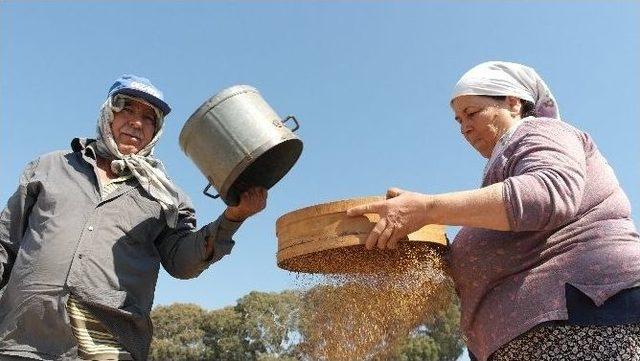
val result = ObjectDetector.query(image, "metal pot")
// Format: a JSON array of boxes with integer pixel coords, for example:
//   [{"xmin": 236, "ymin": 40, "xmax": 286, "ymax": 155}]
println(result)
[{"xmin": 179, "ymin": 85, "xmax": 303, "ymax": 206}]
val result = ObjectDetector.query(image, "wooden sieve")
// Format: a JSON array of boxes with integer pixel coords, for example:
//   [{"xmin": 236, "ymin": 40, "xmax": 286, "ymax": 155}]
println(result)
[{"xmin": 276, "ymin": 196, "xmax": 448, "ymax": 273}]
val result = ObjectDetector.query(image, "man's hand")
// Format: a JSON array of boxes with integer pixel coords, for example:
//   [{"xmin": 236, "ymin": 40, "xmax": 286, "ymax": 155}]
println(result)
[
  {"xmin": 224, "ymin": 187, "xmax": 268, "ymax": 222},
  {"xmin": 346, "ymin": 188, "xmax": 431, "ymax": 250}
]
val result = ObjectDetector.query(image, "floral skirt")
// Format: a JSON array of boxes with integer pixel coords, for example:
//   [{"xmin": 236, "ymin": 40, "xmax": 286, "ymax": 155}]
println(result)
[{"xmin": 489, "ymin": 322, "xmax": 640, "ymax": 361}]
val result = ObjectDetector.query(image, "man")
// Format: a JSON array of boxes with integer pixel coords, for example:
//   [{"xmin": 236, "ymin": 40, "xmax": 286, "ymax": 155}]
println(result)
[{"xmin": 0, "ymin": 75, "xmax": 267, "ymax": 360}]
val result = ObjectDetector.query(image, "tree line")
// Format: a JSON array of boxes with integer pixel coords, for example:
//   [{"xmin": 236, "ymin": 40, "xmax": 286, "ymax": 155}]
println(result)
[{"xmin": 149, "ymin": 289, "xmax": 463, "ymax": 361}]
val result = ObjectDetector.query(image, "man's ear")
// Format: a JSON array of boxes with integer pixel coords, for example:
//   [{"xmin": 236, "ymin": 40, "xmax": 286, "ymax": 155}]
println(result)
[{"xmin": 506, "ymin": 96, "xmax": 522, "ymax": 117}]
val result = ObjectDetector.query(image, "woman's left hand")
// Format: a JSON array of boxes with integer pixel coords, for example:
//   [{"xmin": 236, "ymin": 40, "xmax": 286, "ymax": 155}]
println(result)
[
  {"xmin": 224, "ymin": 187, "xmax": 268, "ymax": 222},
  {"xmin": 347, "ymin": 188, "xmax": 431, "ymax": 250}
]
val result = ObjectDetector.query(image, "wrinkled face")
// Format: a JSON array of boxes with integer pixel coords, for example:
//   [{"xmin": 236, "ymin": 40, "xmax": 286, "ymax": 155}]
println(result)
[
  {"xmin": 451, "ymin": 95, "xmax": 520, "ymax": 158},
  {"xmin": 111, "ymin": 97, "xmax": 157, "ymax": 155}
]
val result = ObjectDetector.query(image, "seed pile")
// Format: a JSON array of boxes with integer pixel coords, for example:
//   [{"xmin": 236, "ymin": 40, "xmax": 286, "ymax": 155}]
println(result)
[{"xmin": 293, "ymin": 242, "xmax": 453, "ymax": 361}]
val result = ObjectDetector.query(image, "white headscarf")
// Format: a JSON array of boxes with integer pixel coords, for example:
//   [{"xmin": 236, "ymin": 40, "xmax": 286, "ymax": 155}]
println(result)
[
  {"xmin": 451, "ymin": 61, "xmax": 560, "ymax": 119},
  {"xmin": 94, "ymin": 94, "xmax": 180, "ymax": 228}
]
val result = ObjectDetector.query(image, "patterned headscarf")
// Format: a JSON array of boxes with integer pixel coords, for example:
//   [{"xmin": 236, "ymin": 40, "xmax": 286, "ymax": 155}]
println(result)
[
  {"xmin": 451, "ymin": 61, "xmax": 560, "ymax": 119},
  {"xmin": 94, "ymin": 94, "xmax": 179, "ymax": 228}
]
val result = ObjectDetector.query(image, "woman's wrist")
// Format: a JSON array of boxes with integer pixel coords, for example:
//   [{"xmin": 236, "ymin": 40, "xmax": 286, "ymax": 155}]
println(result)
[{"xmin": 422, "ymin": 193, "xmax": 439, "ymax": 225}]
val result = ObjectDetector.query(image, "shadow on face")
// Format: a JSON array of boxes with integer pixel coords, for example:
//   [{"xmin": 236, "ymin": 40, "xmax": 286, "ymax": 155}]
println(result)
[
  {"xmin": 451, "ymin": 95, "xmax": 522, "ymax": 158},
  {"xmin": 111, "ymin": 98, "xmax": 157, "ymax": 155}
]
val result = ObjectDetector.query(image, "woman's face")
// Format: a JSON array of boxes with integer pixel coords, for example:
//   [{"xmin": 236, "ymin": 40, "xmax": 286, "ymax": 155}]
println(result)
[{"xmin": 451, "ymin": 95, "xmax": 521, "ymax": 158}]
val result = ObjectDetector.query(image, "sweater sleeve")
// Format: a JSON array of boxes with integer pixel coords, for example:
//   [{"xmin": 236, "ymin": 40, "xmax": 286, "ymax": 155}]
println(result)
[{"xmin": 503, "ymin": 122, "xmax": 587, "ymax": 232}]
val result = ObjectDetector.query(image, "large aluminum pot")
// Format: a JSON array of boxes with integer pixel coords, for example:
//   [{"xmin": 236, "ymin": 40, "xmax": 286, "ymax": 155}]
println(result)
[{"xmin": 179, "ymin": 85, "xmax": 303, "ymax": 206}]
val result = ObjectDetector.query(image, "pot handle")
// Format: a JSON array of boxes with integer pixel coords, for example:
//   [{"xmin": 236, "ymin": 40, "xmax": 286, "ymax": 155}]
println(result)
[
  {"xmin": 203, "ymin": 183, "xmax": 220, "ymax": 199},
  {"xmin": 282, "ymin": 115, "xmax": 300, "ymax": 132}
]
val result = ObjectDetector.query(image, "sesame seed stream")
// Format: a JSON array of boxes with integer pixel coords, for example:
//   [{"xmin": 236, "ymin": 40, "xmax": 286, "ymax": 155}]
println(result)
[{"xmin": 287, "ymin": 243, "xmax": 454, "ymax": 361}]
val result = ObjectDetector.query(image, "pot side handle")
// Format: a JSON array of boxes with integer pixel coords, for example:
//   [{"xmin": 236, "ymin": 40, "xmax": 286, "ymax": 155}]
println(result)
[
  {"xmin": 203, "ymin": 183, "xmax": 220, "ymax": 199},
  {"xmin": 282, "ymin": 115, "xmax": 300, "ymax": 132}
]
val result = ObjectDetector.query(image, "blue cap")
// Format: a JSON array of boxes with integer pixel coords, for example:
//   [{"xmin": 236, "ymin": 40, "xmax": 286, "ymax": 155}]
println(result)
[{"xmin": 108, "ymin": 74, "xmax": 171, "ymax": 116}]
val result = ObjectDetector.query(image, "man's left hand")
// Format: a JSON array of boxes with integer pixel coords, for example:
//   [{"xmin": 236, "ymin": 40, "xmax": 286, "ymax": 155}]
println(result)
[{"xmin": 224, "ymin": 187, "xmax": 268, "ymax": 222}]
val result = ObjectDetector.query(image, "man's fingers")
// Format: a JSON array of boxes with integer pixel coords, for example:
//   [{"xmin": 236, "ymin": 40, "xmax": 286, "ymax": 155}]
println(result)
[
  {"xmin": 240, "ymin": 187, "xmax": 264, "ymax": 204},
  {"xmin": 248, "ymin": 189, "xmax": 265, "ymax": 211},
  {"xmin": 258, "ymin": 190, "xmax": 267, "ymax": 209},
  {"xmin": 365, "ymin": 219, "xmax": 386, "ymax": 250}
]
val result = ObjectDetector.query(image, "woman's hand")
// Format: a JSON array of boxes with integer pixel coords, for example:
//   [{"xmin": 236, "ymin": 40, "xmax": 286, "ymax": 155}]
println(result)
[
  {"xmin": 347, "ymin": 188, "xmax": 432, "ymax": 250},
  {"xmin": 224, "ymin": 187, "xmax": 268, "ymax": 222}
]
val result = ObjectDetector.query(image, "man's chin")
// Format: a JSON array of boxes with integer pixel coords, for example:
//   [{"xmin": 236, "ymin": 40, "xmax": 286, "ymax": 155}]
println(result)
[{"xmin": 118, "ymin": 145, "xmax": 140, "ymax": 155}]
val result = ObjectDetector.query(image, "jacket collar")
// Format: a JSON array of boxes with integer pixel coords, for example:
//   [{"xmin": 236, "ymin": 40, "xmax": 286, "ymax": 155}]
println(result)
[{"xmin": 71, "ymin": 138, "xmax": 99, "ymax": 160}]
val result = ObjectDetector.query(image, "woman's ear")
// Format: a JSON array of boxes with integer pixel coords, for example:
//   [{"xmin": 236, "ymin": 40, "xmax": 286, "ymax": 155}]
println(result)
[{"xmin": 506, "ymin": 96, "xmax": 522, "ymax": 118}]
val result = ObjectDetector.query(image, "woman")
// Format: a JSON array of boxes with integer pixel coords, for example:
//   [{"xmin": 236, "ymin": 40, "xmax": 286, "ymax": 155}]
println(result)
[{"xmin": 348, "ymin": 61, "xmax": 640, "ymax": 360}]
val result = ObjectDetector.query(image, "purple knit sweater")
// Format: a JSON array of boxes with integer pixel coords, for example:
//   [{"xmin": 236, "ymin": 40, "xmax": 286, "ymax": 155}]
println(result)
[{"xmin": 448, "ymin": 118, "xmax": 640, "ymax": 361}]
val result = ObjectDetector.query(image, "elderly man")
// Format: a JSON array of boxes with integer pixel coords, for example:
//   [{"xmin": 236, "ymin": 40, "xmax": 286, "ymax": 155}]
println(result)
[{"xmin": 0, "ymin": 75, "xmax": 267, "ymax": 360}]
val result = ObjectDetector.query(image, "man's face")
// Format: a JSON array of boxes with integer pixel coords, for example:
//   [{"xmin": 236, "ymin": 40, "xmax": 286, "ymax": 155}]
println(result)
[{"xmin": 111, "ymin": 97, "xmax": 157, "ymax": 155}]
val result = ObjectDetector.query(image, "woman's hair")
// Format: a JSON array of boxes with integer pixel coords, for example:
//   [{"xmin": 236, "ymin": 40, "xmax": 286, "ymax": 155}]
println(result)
[{"xmin": 487, "ymin": 96, "xmax": 536, "ymax": 118}]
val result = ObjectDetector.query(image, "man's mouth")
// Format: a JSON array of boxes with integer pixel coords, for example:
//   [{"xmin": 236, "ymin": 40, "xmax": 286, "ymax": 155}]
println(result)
[{"xmin": 122, "ymin": 133, "xmax": 141, "ymax": 143}]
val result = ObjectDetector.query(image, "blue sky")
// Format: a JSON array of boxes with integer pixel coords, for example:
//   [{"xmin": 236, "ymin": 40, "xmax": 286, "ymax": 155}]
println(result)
[{"xmin": 2, "ymin": 0, "xmax": 638, "ymax": 319}]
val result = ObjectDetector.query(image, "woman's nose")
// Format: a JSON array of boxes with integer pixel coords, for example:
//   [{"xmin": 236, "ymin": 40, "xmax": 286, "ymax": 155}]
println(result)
[{"xmin": 460, "ymin": 120, "xmax": 472, "ymax": 135}]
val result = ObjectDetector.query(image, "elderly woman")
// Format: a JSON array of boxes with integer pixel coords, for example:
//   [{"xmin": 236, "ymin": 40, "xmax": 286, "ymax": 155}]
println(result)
[{"xmin": 348, "ymin": 61, "xmax": 640, "ymax": 360}]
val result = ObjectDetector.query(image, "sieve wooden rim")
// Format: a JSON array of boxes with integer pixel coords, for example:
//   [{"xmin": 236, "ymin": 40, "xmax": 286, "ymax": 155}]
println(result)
[
  {"xmin": 276, "ymin": 196, "xmax": 448, "ymax": 267},
  {"xmin": 276, "ymin": 196, "xmax": 383, "ymax": 228}
]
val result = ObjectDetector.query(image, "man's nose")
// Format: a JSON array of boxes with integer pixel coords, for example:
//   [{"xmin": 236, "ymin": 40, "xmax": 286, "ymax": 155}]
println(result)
[{"xmin": 127, "ymin": 115, "xmax": 144, "ymax": 128}]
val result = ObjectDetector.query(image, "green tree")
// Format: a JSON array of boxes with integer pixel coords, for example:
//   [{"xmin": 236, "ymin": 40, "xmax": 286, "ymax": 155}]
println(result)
[
  {"xmin": 150, "ymin": 290, "xmax": 302, "ymax": 361},
  {"xmin": 391, "ymin": 297, "xmax": 464, "ymax": 361},
  {"xmin": 235, "ymin": 290, "xmax": 302, "ymax": 359},
  {"xmin": 395, "ymin": 335, "xmax": 439, "ymax": 361},
  {"xmin": 149, "ymin": 303, "xmax": 207, "ymax": 361},
  {"xmin": 424, "ymin": 296, "xmax": 464, "ymax": 361},
  {"xmin": 200, "ymin": 306, "xmax": 247, "ymax": 361}
]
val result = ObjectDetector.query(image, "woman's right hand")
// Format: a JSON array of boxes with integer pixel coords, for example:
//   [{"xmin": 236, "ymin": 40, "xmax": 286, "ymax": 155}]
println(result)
[{"xmin": 347, "ymin": 188, "xmax": 432, "ymax": 250}]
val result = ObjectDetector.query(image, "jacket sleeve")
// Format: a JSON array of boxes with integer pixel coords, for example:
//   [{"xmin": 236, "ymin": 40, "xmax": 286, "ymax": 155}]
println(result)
[
  {"xmin": 154, "ymin": 190, "xmax": 242, "ymax": 279},
  {"xmin": 502, "ymin": 124, "xmax": 587, "ymax": 232},
  {"xmin": 0, "ymin": 159, "xmax": 41, "ymax": 288}
]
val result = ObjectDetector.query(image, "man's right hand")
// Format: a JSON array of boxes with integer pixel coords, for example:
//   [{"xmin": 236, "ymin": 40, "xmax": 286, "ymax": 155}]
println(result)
[{"xmin": 224, "ymin": 187, "xmax": 268, "ymax": 222}]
